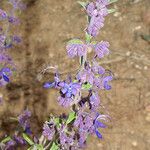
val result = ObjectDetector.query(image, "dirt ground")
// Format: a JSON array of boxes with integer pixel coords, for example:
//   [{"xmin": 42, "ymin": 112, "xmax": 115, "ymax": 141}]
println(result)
[{"xmin": 0, "ymin": 0, "xmax": 150, "ymax": 149}]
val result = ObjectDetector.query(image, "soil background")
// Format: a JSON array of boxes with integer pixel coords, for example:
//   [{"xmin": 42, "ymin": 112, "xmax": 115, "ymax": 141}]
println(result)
[{"xmin": 0, "ymin": 0, "xmax": 150, "ymax": 149}]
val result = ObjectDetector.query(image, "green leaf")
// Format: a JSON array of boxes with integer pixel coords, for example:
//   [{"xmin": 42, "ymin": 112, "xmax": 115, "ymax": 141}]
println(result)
[
  {"xmin": 66, "ymin": 112, "xmax": 76, "ymax": 124},
  {"xmin": 9, "ymin": 117, "xmax": 18, "ymax": 121},
  {"xmin": 85, "ymin": 32, "xmax": 92, "ymax": 43},
  {"xmin": 27, "ymin": 145, "xmax": 43, "ymax": 150},
  {"xmin": 141, "ymin": 34, "xmax": 150, "ymax": 42},
  {"xmin": 54, "ymin": 118, "xmax": 60, "ymax": 124},
  {"xmin": 1, "ymin": 136, "xmax": 12, "ymax": 143},
  {"xmin": 73, "ymin": 79, "xmax": 78, "ymax": 83},
  {"xmin": 50, "ymin": 142, "xmax": 59, "ymax": 150},
  {"xmin": 54, "ymin": 117, "xmax": 60, "ymax": 127},
  {"xmin": 77, "ymin": 1, "xmax": 88, "ymax": 9},
  {"xmin": 67, "ymin": 39, "xmax": 83, "ymax": 45},
  {"xmin": 36, "ymin": 144, "xmax": 44, "ymax": 150},
  {"xmin": 91, "ymin": 41, "xmax": 97, "ymax": 45},
  {"xmin": 82, "ymin": 82, "xmax": 92, "ymax": 90},
  {"xmin": 108, "ymin": 9, "xmax": 116, "ymax": 14},
  {"xmin": 108, "ymin": 0, "xmax": 118, "ymax": 4},
  {"xmin": 22, "ymin": 133, "xmax": 34, "ymax": 146},
  {"xmin": 27, "ymin": 146, "xmax": 34, "ymax": 150}
]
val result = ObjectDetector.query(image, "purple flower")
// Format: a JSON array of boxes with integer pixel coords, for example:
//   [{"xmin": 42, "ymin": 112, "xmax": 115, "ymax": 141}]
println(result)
[
  {"xmin": 18, "ymin": 110, "xmax": 31, "ymax": 134},
  {"xmin": 60, "ymin": 132, "xmax": 74, "ymax": 149},
  {"xmin": 93, "ymin": 76, "xmax": 103, "ymax": 89},
  {"xmin": 102, "ymin": 75, "xmax": 113, "ymax": 90},
  {"xmin": 87, "ymin": 16, "xmax": 104, "ymax": 37},
  {"xmin": 78, "ymin": 131, "xmax": 87, "ymax": 147},
  {"xmin": 42, "ymin": 122, "xmax": 55, "ymax": 141},
  {"xmin": 13, "ymin": 135, "xmax": 25, "ymax": 145},
  {"xmin": 59, "ymin": 81, "xmax": 81, "ymax": 98},
  {"xmin": 43, "ymin": 82, "xmax": 55, "ymax": 88},
  {"xmin": 96, "ymin": 0, "xmax": 109, "ymax": 7},
  {"xmin": 86, "ymin": 2, "xmax": 95, "ymax": 17},
  {"xmin": 89, "ymin": 92, "xmax": 100, "ymax": 109},
  {"xmin": 74, "ymin": 110, "xmax": 96, "ymax": 147},
  {"xmin": 58, "ymin": 96, "xmax": 73, "ymax": 107},
  {"xmin": 5, "ymin": 140, "xmax": 16, "ymax": 150},
  {"xmin": 74, "ymin": 109, "xmax": 108, "ymax": 141},
  {"xmin": 0, "ymin": 34, "xmax": 6, "ymax": 50},
  {"xmin": 94, "ymin": 41, "xmax": 110, "ymax": 58},
  {"xmin": 77, "ymin": 66, "xmax": 94, "ymax": 85},
  {"xmin": 92, "ymin": 63, "xmax": 105, "ymax": 75},
  {"xmin": 0, "ymin": 67, "xmax": 12, "ymax": 86},
  {"xmin": 74, "ymin": 109, "xmax": 94, "ymax": 132},
  {"xmin": 86, "ymin": 1, "xmax": 109, "ymax": 37},
  {"xmin": 0, "ymin": 9, "xmax": 7, "ymax": 20},
  {"xmin": 44, "ymin": 72, "xmax": 60, "ymax": 88},
  {"xmin": 12, "ymin": 35, "xmax": 21, "ymax": 43},
  {"xmin": 9, "ymin": 0, "xmax": 26, "ymax": 10},
  {"xmin": 93, "ymin": 113, "xmax": 107, "ymax": 139},
  {"xmin": 66, "ymin": 43, "xmax": 87, "ymax": 58},
  {"xmin": 8, "ymin": 16, "xmax": 20, "ymax": 25}
]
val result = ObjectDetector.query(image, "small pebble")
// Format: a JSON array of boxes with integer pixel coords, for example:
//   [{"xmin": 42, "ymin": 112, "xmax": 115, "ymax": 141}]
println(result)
[
  {"xmin": 132, "ymin": 141, "xmax": 137, "ymax": 147},
  {"xmin": 144, "ymin": 66, "xmax": 148, "ymax": 70},
  {"xmin": 135, "ymin": 64, "xmax": 141, "ymax": 69},
  {"xmin": 113, "ymin": 12, "xmax": 121, "ymax": 17},
  {"xmin": 88, "ymin": 47, "xmax": 92, "ymax": 53},
  {"xmin": 126, "ymin": 51, "xmax": 131, "ymax": 56},
  {"xmin": 97, "ymin": 143, "xmax": 103, "ymax": 148},
  {"xmin": 134, "ymin": 26, "xmax": 141, "ymax": 30},
  {"xmin": 145, "ymin": 113, "xmax": 150, "ymax": 122}
]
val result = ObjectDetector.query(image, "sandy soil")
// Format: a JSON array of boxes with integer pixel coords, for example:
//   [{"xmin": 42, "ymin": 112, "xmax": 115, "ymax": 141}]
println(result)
[{"xmin": 0, "ymin": 0, "xmax": 150, "ymax": 149}]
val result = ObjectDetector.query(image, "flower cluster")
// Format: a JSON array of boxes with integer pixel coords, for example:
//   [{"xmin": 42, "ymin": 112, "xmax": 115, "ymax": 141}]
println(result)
[
  {"xmin": 66, "ymin": 39, "xmax": 110, "ymax": 59},
  {"xmin": 0, "ymin": 110, "xmax": 31, "ymax": 149},
  {"xmin": 41, "ymin": 0, "xmax": 115, "ymax": 149},
  {"xmin": 0, "ymin": 0, "xmax": 116, "ymax": 149},
  {"xmin": 18, "ymin": 109, "xmax": 32, "ymax": 134},
  {"xmin": 86, "ymin": 0, "xmax": 109, "ymax": 37},
  {"xmin": 0, "ymin": 0, "xmax": 24, "ymax": 87},
  {"xmin": 4, "ymin": 135, "xmax": 26, "ymax": 150}
]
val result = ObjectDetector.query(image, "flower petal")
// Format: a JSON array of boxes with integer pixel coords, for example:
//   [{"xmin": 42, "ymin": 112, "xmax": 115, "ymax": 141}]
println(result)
[
  {"xmin": 43, "ymin": 82, "xmax": 55, "ymax": 88},
  {"xmin": 3, "ymin": 74, "xmax": 9, "ymax": 82},
  {"xmin": 95, "ymin": 130, "xmax": 102, "ymax": 139}
]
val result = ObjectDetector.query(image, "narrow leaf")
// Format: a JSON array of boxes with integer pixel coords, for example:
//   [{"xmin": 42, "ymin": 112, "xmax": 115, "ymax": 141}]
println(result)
[
  {"xmin": 66, "ymin": 111, "xmax": 76, "ymax": 124},
  {"xmin": 141, "ymin": 34, "xmax": 150, "ymax": 42},
  {"xmin": 82, "ymin": 82, "xmax": 92, "ymax": 90},
  {"xmin": 85, "ymin": 32, "xmax": 92, "ymax": 43},
  {"xmin": 77, "ymin": 1, "xmax": 88, "ymax": 9},
  {"xmin": 22, "ymin": 133, "xmax": 34, "ymax": 146},
  {"xmin": 1, "ymin": 136, "xmax": 11, "ymax": 143},
  {"xmin": 27, "ymin": 146, "xmax": 34, "ymax": 150},
  {"xmin": 91, "ymin": 41, "xmax": 97, "ymax": 45},
  {"xmin": 67, "ymin": 38, "xmax": 83, "ymax": 45},
  {"xmin": 54, "ymin": 118, "xmax": 60, "ymax": 127},
  {"xmin": 108, "ymin": 0, "xmax": 118, "ymax": 4},
  {"xmin": 108, "ymin": 9, "xmax": 116, "ymax": 14},
  {"xmin": 50, "ymin": 142, "xmax": 59, "ymax": 150},
  {"xmin": 35, "ymin": 144, "xmax": 44, "ymax": 150}
]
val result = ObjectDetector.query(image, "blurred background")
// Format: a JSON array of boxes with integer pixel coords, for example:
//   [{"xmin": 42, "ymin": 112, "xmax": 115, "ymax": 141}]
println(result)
[{"xmin": 0, "ymin": 0, "xmax": 150, "ymax": 149}]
